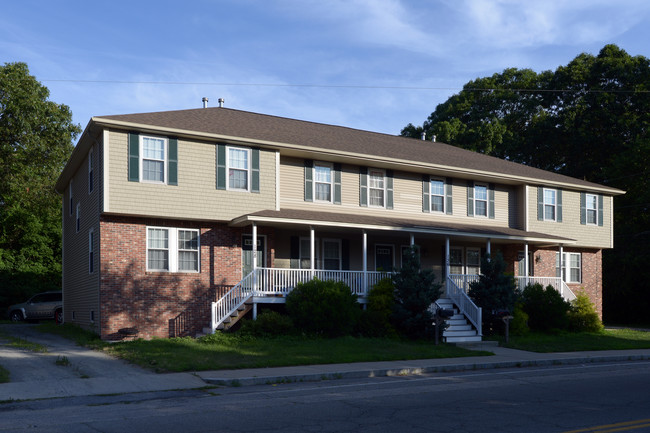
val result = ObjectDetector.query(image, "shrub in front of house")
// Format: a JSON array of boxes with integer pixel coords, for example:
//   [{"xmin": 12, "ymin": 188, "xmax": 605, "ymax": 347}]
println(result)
[
  {"xmin": 286, "ymin": 278, "xmax": 360, "ymax": 337},
  {"xmin": 239, "ymin": 310, "xmax": 295, "ymax": 337},
  {"xmin": 520, "ymin": 283, "xmax": 571, "ymax": 332},
  {"xmin": 510, "ymin": 302, "xmax": 530, "ymax": 336},
  {"xmin": 356, "ymin": 277, "xmax": 397, "ymax": 338},
  {"xmin": 568, "ymin": 291, "xmax": 604, "ymax": 333}
]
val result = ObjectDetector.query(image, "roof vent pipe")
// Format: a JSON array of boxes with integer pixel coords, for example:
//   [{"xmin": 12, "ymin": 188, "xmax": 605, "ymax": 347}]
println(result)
[
  {"xmin": 218, "ymin": 98, "xmax": 225, "ymax": 108},
  {"xmin": 421, "ymin": 132, "xmax": 426, "ymax": 140},
  {"xmin": 202, "ymin": 97, "xmax": 209, "ymax": 108}
]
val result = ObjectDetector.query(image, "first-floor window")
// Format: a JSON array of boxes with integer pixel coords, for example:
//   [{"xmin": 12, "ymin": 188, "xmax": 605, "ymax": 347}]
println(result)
[
  {"xmin": 147, "ymin": 227, "xmax": 200, "ymax": 272},
  {"xmin": 300, "ymin": 238, "xmax": 319, "ymax": 269},
  {"xmin": 557, "ymin": 252, "xmax": 581, "ymax": 283},
  {"xmin": 322, "ymin": 239, "xmax": 341, "ymax": 270}
]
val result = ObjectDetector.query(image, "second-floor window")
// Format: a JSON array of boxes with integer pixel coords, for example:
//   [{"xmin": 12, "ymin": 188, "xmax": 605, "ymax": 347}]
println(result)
[
  {"xmin": 430, "ymin": 179, "xmax": 445, "ymax": 212},
  {"xmin": 142, "ymin": 136, "xmax": 166, "ymax": 183},
  {"xmin": 474, "ymin": 184, "xmax": 488, "ymax": 217},
  {"xmin": 368, "ymin": 169, "xmax": 385, "ymax": 207},
  {"xmin": 88, "ymin": 229, "xmax": 94, "ymax": 273},
  {"xmin": 228, "ymin": 147, "xmax": 250, "ymax": 191},
  {"xmin": 585, "ymin": 193, "xmax": 598, "ymax": 225},
  {"xmin": 544, "ymin": 188, "xmax": 557, "ymax": 221},
  {"xmin": 76, "ymin": 203, "xmax": 81, "ymax": 232},
  {"xmin": 314, "ymin": 163, "xmax": 333, "ymax": 202}
]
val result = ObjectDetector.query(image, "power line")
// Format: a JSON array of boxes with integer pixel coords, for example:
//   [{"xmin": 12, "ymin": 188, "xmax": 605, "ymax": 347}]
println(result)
[{"xmin": 41, "ymin": 79, "xmax": 650, "ymax": 94}]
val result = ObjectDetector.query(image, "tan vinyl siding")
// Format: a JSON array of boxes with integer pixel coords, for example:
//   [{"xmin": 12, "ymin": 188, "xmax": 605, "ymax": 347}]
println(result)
[
  {"xmin": 280, "ymin": 156, "xmax": 516, "ymax": 228},
  {"xmin": 527, "ymin": 188, "xmax": 612, "ymax": 248},
  {"xmin": 63, "ymin": 140, "xmax": 101, "ymax": 330},
  {"xmin": 107, "ymin": 130, "xmax": 276, "ymax": 221}
]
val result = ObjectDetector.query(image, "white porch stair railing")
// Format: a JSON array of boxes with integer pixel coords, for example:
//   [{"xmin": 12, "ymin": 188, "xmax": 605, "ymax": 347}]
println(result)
[
  {"xmin": 210, "ymin": 268, "xmax": 392, "ymax": 332},
  {"xmin": 446, "ymin": 277, "xmax": 482, "ymax": 337},
  {"xmin": 449, "ymin": 274, "xmax": 576, "ymax": 302}
]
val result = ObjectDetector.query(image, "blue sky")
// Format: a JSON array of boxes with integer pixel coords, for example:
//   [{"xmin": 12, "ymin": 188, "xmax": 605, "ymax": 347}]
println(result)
[{"xmin": 2, "ymin": 0, "xmax": 650, "ymax": 138}]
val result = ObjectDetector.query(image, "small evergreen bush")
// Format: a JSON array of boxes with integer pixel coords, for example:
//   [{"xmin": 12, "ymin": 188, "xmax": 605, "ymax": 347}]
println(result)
[
  {"xmin": 239, "ymin": 311, "xmax": 294, "ymax": 337},
  {"xmin": 520, "ymin": 283, "xmax": 571, "ymax": 332},
  {"xmin": 510, "ymin": 302, "xmax": 530, "ymax": 336},
  {"xmin": 568, "ymin": 291, "xmax": 604, "ymax": 332},
  {"xmin": 285, "ymin": 278, "xmax": 360, "ymax": 337},
  {"xmin": 392, "ymin": 247, "xmax": 441, "ymax": 339}
]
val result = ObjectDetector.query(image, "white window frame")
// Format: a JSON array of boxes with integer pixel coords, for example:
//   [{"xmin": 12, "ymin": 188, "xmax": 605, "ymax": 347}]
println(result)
[
  {"xmin": 88, "ymin": 228, "xmax": 94, "ymax": 274},
  {"xmin": 430, "ymin": 178, "xmax": 445, "ymax": 213},
  {"xmin": 474, "ymin": 184, "xmax": 488, "ymax": 217},
  {"xmin": 368, "ymin": 168, "xmax": 386, "ymax": 208},
  {"xmin": 322, "ymin": 238, "xmax": 342, "ymax": 270},
  {"xmin": 146, "ymin": 227, "xmax": 200, "ymax": 273},
  {"xmin": 76, "ymin": 203, "xmax": 80, "ymax": 232},
  {"xmin": 559, "ymin": 252, "xmax": 581, "ymax": 284},
  {"xmin": 586, "ymin": 193, "xmax": 598, "ymax": 225},
  {"xmin": 226, "ymin": 145, "xmax": 251, "ymax": 192},
  {"xmin": 313, "ymin": 162, "xmax": 333, "ymax": 203},
  {"xmin": 466, "ymin": 247, "xmax": 481, "ymax": 275},
  {"xmin": 88, "ymin": 147, "xmax": 94, "ymax": 194},
  {"xmin": 140, "ymin": 135, "xmax": 168, "ymax": 184},
  {"xmin": 543, "ymin": 188, "xmax": 557, "ymax": 221}
]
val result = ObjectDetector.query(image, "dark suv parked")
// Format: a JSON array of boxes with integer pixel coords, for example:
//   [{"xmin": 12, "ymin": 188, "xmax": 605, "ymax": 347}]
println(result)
[{"xmin": 7, "ymin": 292, "xmax": 63, "ymax": 323}]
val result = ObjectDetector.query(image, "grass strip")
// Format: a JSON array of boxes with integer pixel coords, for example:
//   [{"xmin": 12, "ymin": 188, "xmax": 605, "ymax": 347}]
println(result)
[
  {"xmin": 0, "ymin": 329, "xmax": 47, "ymax": 353},
  {"xmin": 0, "ymin": 365, "xmax": 9, "ymax": 383},
  {"xmin": 499, "ymin": 328, "xmax": 650, "ymax": 352}
]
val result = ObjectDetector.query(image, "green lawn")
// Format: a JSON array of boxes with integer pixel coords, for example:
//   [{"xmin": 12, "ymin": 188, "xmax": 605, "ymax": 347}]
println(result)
[
  {"xmin": 37, "ymin": 323, "xmax": 490, "ymax": 373},
  {"xmin": 0, "ymin": 365, "xmax": 8, "ymax": 383},
  {"xmin": 498, "ymin": 328, "xmax": 650, "ymax": 352}
]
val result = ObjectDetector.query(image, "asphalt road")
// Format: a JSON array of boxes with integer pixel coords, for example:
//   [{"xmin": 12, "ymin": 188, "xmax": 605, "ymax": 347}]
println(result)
[{"xmin": 2, "ymin": 360, "xmax": 650, "ymax": 432}]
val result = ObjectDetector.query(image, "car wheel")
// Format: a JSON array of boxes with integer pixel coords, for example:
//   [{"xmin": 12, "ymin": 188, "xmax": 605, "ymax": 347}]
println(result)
[
  {"xmin": 55, "ymin": 309, "xmax": 63, "ymax": 325},
  {"xmin": 10, "ymin": 311, "xmax": 23, "ymax": 322}
]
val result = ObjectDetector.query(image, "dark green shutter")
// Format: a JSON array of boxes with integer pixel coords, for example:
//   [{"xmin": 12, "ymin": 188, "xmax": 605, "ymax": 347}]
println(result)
[
  {"xmin": 580, "ymin": 192, "xmax": 586, "ymax": 225},
  {"xmin": 290, "ymin": 236, "xmax": 300, "ymax": 269},
  {"xmin": 422, "ymin": 174, "xmax": 430, "ymax": 213},
  {"xmin": 386, "ymin": 169, "xmax": 394, "ymax": 209},
  {"xmin": 333, "ymin": 163, "xmax": 341, "ymax": 204},
  {"xmin": 342, "ymin": 239, "xmax": 350, "ymax": 270},
  {"xmin": 557, "ymin": 189, "xmax": 562, "ymax": 222},
  {"xmin": 216, "ymin": 144, "xmax": 226, "ymax": 190},
  {"xmin": 445, "ymin": 177, "xmax": 453, "ymax": 215},
  {"xmin": 128, "ymin": 133, "xmax": 139, "ymax": 182},
  {"xmin": 168, "ymin": 138, "xmax": 178, "ymax": 186},
  {"xmin": 304, "ymin": 160, "xmax": 313, "ymax": 202},
  {"xmin": 538, "ymin": 187, "xmax": 544, "ymax": 220},
  {"xmin": 598, "ymin": 194, "xmax": 604, "ymax": 226},
  {"xmin": 488, "ymin": 183, "xmax": 495, "ymax": 219},
  {"xmin": 360, "ymin": 167, "xmax": 368, "ymax": 207},
  {"xmin": 467, "ymin": 181, "xmax": 474, "ymax": 217},
  {"xmin": 251, "ymin": 148, "xmax": 260, "ymax": 193}
]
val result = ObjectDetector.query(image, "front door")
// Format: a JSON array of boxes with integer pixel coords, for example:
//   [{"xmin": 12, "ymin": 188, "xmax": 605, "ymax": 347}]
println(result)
[
  {"xmin": 242, "ymin": 235, "xmax": 265, "ymax": 277},
  {"xmin": 375, "ymin": 244, "xmax": 394, "ymax": 271}
]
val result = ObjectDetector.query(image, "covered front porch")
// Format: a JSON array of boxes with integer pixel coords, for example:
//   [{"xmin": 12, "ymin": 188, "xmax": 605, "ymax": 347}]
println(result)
[{"xmin": 211, "ymin": 209, "xmax": 577, "ymax": 335}]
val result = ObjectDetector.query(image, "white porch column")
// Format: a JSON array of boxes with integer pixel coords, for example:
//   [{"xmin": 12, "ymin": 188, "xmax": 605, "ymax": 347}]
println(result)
[
  {"xmin": 410, "ymin": 233, "xmax": 415, "ymax": 246},
  {"xmin": 310, "ymin": 226, "xmax": 315, "ymax": 276},
  {"xmin": 252, "ymin": 223, "xmax": 258, "ymax": 320},
  {"xmin": 486, "ymin": 238, "xmax": 491, "ymax": 258},
  {"xmin": 362, "ymin": 230, "xmax": 368, "ymax": 293},
  {"xmin": 445, "ymin": 236, "xmax": 450, "ymax": 287},
  {"xmin": 524, "ymin": 242, "xmax": 529, "ymax": 286},
  {"xmin": 559, "ymin": 244, "xmax": 564, "ymax": 283}
]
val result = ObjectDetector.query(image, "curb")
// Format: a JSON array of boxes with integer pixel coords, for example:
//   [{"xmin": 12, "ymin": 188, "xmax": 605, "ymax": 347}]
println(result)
[{"xmin": 201, "ymin": 354, "xmax": 650, "ymax": 387}]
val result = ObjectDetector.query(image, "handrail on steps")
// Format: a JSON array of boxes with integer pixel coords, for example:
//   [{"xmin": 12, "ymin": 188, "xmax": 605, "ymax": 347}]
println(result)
[
  {"xmin": 446, "ymin": 277, "xmax": 482, "ymax": 336},
  {"xmin": 210, "ymin": 270, "xmax": 255, "ymax": 333}
]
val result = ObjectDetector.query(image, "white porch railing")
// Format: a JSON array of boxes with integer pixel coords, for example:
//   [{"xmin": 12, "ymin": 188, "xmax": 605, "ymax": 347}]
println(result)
[
  {"xmin": 449, "ymin": 274, "xmax": 577, "ymax": 302},
  {"xmin": 446, "ymin": 277, "xmax": 482, "ymax": 336},
  {"xmin": 210, "ymin": 268, "xmax": 392, "ymax": 332}
]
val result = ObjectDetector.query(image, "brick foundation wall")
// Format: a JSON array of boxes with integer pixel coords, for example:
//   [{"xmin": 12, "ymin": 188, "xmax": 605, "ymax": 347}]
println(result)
[{"xmin": 99, "ymin": 215, "xmax": 274, "ymax": 340}]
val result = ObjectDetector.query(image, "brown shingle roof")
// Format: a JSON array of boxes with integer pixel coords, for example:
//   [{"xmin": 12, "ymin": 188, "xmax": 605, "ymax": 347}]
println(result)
[
  {"xmin": 96, "ymin": 107, "xmax": 621, "ymax": 192},
  {"xmin": 232, "ymin": 209, "xmax": 575, "ymax": 244}
]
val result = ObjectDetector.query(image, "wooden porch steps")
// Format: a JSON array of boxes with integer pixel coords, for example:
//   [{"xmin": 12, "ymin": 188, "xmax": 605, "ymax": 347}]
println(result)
[{"xmin": 436, "ymin": 298, "xmax": 482, "ymax": 343}]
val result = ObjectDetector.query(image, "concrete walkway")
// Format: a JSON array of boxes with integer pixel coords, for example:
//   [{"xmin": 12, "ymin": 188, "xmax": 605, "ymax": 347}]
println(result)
[{"xmin": 1, "ymin": 324, "xmax": 650, "ymax": 401}]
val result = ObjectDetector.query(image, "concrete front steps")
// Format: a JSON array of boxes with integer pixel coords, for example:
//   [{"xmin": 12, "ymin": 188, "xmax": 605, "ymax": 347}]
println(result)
[{"xmin": 435, "ymin": 298, "xmax": 482, "ymax": 343}]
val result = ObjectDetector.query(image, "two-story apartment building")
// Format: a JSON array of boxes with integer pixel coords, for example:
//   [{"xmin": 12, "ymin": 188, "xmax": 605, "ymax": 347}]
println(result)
[{"xmin": 55, "ymin": 106, "xmax": 624, "ymax": 340}]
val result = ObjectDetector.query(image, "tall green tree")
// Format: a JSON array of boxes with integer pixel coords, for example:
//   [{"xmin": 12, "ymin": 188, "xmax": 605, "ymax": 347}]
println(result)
[
  {"xmin": 0, "ymin": 62, "xmax": 80, "ymax": 308},
  {"xmin": 402, "ymin": 45, "xmax": 650, "ymax": 324}
]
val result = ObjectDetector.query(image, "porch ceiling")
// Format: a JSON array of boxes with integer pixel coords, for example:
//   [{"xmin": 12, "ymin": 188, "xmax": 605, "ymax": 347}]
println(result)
[{"xmin": 230, "ymin": 209, "xmax": 576, "ymax": 245}]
